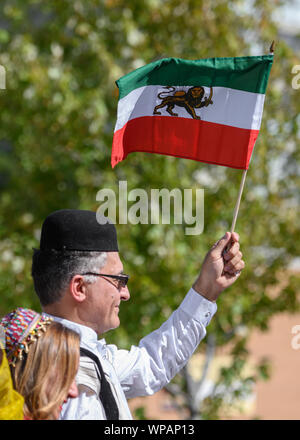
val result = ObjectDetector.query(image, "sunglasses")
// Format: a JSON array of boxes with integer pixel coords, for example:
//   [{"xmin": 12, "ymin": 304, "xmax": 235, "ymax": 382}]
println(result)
[{"xmin": 81, "ymin": 272, "xmax": 129, "ymax": 289}]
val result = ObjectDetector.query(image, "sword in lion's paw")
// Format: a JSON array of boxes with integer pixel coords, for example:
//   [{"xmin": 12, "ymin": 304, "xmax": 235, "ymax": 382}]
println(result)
[{"xmin": 204, "ymin": 87, "xmax": 213, "ymax": 106}]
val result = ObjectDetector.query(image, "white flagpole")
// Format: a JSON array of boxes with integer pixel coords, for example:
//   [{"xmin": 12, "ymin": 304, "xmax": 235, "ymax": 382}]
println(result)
[
  {"xmin": 229, "ymin": 41, "xmax": 275, "ymax": 234},
  {"xmin": 230, "ymin": 168, "xmax": 247, "ymax": 233}
]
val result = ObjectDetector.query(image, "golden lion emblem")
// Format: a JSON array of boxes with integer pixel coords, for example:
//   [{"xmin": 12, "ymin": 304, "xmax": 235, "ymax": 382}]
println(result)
[{"xmin": 153, "ymin": 86, "xmax": 213, "ymax": 120}]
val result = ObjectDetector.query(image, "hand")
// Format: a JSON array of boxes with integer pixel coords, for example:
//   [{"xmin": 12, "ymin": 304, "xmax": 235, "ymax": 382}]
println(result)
[{"xmin": 192, "ymin": 232, "xmax": 245, "ymax": 302}]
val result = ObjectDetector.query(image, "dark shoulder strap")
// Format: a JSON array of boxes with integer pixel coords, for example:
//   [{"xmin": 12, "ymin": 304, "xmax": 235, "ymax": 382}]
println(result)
[{"xmin": 80, "ymin": 347, "xmax": 119, "ymax": 420}]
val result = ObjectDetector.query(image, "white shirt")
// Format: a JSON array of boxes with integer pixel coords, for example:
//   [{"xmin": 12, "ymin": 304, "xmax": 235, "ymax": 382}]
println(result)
[{"xmin": 52, "ymin": 287, "xmax": 217, "ymax": 420}]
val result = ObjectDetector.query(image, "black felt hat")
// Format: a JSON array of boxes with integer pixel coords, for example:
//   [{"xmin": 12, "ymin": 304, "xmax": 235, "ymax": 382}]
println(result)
[{"xmin": 39, "ymin": 209, "xmax": 119, "ymax": 252}]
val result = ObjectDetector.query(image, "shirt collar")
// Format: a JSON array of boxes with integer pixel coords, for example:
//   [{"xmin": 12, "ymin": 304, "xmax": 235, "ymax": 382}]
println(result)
[
  {"xmin": 43, "ymin": 314, "xmax": 108, "ymax": 358},
  {"xmin": 44, "ymin": 314, "xmax": 98, "ymax": 343}
]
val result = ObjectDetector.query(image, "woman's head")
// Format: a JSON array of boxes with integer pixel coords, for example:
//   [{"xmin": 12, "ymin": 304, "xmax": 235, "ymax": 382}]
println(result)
[{"xmin": 0, "ymin": 308, "xmax": 79, "ymax": 419}]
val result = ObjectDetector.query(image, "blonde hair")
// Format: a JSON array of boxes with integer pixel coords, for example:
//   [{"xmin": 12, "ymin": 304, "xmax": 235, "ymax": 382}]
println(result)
[{"xmin": 11, "ymin": 322, "xmax": 79, "ymax": 420}]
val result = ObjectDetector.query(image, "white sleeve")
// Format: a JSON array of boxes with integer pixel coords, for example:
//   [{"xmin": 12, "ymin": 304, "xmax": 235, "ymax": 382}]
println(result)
[
  {"xmin": 108, "ymin": 288, "xmax": 217, "ymax": 399},
  {"xmin": 59, "ymin": 385, "xmax": 106, "ymax": 420}
]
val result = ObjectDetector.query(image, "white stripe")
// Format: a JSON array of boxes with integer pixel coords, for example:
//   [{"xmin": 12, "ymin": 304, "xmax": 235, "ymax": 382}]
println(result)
[{"xmin": 114, "ymin": 85, "xmax": 265, "ymax": 132}]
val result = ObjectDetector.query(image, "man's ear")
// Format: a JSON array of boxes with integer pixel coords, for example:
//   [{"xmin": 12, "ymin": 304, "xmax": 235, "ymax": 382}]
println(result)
[{"xmin": 69, "ymin": 275, "xmax": 87, "ymax": 303}]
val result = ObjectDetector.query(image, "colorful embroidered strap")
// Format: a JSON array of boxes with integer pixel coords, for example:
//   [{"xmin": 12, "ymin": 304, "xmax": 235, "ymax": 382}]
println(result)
[{"xmin": 0, "ymin": 308, "xmax": 53, "ymax": 367}]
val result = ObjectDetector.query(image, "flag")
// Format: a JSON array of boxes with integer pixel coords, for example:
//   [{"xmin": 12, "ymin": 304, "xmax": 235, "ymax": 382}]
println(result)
[{"xmin": 111, "ymin": 56, "xmax": 273, "ymax": 169}]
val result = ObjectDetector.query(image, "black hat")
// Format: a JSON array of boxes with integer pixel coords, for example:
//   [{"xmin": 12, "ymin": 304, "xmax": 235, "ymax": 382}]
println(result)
[{"xmin": 39, "ymin": 209, "xmax": 119, "ymax": 252}]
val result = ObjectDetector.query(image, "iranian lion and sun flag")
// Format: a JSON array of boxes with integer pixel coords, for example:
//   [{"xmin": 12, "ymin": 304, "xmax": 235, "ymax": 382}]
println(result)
[{"xmin": 111, "ymin": 54, "xmax": 273, "ymax": 171}]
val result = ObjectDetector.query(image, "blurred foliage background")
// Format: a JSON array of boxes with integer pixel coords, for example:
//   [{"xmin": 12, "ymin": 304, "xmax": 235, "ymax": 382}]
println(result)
[{"xmin": 0, "ymin": 0, "xmax": 299, "ymax": 419}]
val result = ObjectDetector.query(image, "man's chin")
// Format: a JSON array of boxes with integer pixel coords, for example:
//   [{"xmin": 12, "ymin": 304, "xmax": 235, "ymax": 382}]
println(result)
[{"xmin": 102, "ymin": 319, "xmax": 120, "ymax": 334}]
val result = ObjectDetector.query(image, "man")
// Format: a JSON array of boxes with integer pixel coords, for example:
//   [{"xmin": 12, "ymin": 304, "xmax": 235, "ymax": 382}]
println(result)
[{"xmin": 32, "ymin": 209, "xmax": 244, "ymax": 420}]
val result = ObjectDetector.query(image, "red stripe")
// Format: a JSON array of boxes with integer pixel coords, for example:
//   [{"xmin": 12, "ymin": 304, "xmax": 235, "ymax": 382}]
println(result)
[{"xmin": 111, "ymin": 116, "xmax": 259, "ymax": 170}]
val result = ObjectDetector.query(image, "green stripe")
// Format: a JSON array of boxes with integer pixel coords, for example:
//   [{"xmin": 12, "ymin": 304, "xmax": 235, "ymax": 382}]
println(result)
[{"xmin": 117, "ymin": 56, "xmax": 273, "ymax": 99}]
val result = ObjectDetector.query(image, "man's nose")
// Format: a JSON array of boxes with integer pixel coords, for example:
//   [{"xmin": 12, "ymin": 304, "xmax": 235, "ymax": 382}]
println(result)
[{"xmin": 121, "ymin": 286, "xmax": 130, "ymax": 301}]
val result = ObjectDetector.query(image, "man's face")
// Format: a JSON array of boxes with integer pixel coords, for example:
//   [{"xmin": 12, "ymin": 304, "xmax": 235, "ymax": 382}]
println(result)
[{"xmin": 84, "ymin": 252, "xmax": 130, "ymax": 335}]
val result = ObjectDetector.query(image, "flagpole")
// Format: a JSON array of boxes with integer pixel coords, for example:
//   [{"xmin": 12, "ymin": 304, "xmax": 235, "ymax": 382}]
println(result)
[
  {"xmin": 222, "ymin": 40, "xmax": 275, "ymax": 271},
  {"xmin": 230, "ymin": 169, "xmax": 247, "ymax": 233},
  {"xmin": 229, "ymin": 40, "xmax": 275, "ymax": 234}
]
